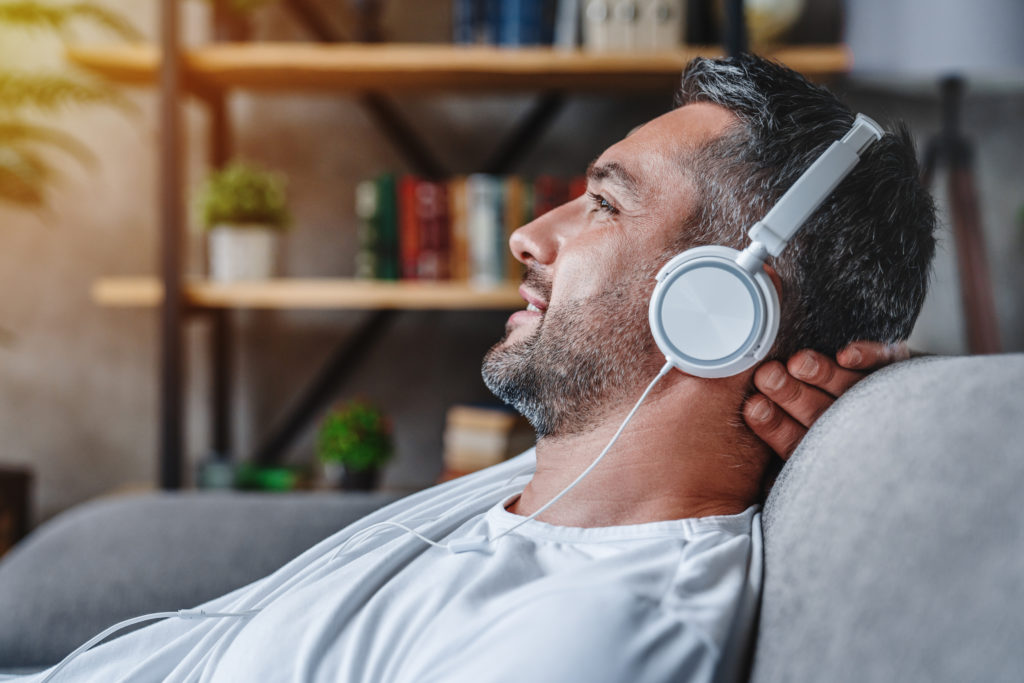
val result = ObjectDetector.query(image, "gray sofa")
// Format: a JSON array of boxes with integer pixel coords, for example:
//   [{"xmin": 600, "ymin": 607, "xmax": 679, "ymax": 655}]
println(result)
[{"xmin": 1, "ymin": 354, "xmax": 1022, "ymax": 680}]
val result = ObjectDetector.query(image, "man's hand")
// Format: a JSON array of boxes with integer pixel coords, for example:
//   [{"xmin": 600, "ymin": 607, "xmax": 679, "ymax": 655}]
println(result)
[{"xmin": 743, "ymin": 341, "xmax": 910, "ymax": 460}]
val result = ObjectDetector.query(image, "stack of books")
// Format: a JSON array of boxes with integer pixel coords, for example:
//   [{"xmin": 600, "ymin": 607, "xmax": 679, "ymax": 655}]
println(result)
[
  {"xmin": 454, "ymin": 0, "xmax": 559, "ymax": 47},
  {"xmin": 355, "ymin": 174, "xmax": 585, "ymax": 286},
  {"xmin": 453, "ymin": 0, "xmax": 686, "ymax": 51},
  {"xmin": 439, "ymin": 404, "xmax": 536, "ymax": 482},
  {"xmin": 582, "ymin": 0, "xmax": 686, "ymax": 52}
]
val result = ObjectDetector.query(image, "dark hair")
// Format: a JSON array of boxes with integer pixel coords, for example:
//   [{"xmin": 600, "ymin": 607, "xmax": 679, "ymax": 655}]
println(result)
[{"xmin": 674, "ymin": 54, "xmax": 937, "ymax": 358}]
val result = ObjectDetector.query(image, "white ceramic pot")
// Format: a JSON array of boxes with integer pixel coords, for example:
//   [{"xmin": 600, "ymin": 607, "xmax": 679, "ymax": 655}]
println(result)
[{"xmin": 208, "ymin": 224, "xmax": 280, "ymax": 282}]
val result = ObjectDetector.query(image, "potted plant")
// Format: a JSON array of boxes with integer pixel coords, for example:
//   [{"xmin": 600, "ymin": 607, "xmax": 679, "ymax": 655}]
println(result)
[
  {"xmin": 316, "ymin": 399, "xmax": 394, "ymax": 491},
  {"xmin": 195, "ymin": 160, "xmax": 291, "ymax": 281}
]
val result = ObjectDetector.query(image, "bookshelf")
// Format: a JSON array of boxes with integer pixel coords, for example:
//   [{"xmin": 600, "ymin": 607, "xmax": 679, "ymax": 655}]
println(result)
[
  {"xmin": 80, "ymin": 0, "xmax": 850, "ymax": 489},
  {"xmin": 92, "ymin": 277, "xmax": 524, "ymax": 310},
  {"xmin": 67, "ymin": 43, "xmax": 849, "ymax": 92}
]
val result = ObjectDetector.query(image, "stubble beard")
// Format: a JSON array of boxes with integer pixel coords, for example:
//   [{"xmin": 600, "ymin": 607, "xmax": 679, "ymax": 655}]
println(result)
[{"xmin": 481, "ymin": 268, "xmax": 661, "ymax": 439}]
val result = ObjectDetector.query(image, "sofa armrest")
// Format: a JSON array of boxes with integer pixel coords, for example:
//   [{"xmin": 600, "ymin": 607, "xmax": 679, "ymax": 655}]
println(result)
[
  {"xmin": 0, "ymin": 491, "xmax": 399, "ymax": 667},
  {"xmin": 752, "ymin": 354, "xmax": 1024, "ymax": 683}
]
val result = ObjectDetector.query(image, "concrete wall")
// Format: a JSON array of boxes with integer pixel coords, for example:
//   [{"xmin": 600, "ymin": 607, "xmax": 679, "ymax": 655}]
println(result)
[{"xmin": 1, "ymin": 0, "xmax": 1021, "ymax": 523}]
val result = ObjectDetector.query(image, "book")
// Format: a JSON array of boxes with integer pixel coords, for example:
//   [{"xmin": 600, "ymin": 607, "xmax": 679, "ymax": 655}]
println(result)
[
  {"xmin": 636, "ymin": 0, "xmax": 683, "ymax": 51},
  {"xmin": 503, "ymin": 175, "xmax": 526, "ymax": 283},
  {"xmin": 354, "ymin": 179, "xmax": 379, "ymax": 279},
  {"xmin": 415, "ymin": 180, "xmax": 450, "ymax": 280},
  {"xmin": 398, "ymin": 175, "xmax": 420, "ymax": 279},
  {"xmin": 440, "ymin": 404, "xmax": 535, "ymax": 480},
  {"xmin": 582, "ymin": 0, "xmax": 612, "ymax": 51},
  {"xmin": 376, "ymin": 173, "xmax": 400, "ymax": 280},
  {"xmin": 498, "ymin": 0, "xmax": 545, "ymax": 46},
  {"xmin": 609, "ymin": 0, "xmax": 640, "ymax": 51},
  {"xmin": 569, "ymin": 174, "xmax": 587, "ymax": 201},
  {"xmin": 553, "ymin": 0, "xmax": 582, "ymax": 50},
  {"xmin": 448, "ymin": 176, "xmax": 470, "ymax": 281},
  {"xmin": 466, "ymin": 174, "xmax": 505, "ymax": 286},
  {"xmin": 533, "ymin": 175, "xmax": 569, "ymax": 219}
]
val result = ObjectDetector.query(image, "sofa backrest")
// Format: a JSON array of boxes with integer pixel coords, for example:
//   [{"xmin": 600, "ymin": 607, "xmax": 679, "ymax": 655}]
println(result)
[{"xmin": 752, "ymin": 354, "xmax": 1024, "ymax": 683}]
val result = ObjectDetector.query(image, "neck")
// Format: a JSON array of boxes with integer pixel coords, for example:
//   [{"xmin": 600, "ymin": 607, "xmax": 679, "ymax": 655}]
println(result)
[{"xmin": 510, "ymin": 369, "xmax": 769, "ymax": 527}]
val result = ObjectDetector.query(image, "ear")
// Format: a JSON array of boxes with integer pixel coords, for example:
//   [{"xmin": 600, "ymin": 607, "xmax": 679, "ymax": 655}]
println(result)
[{"xmin": 763, "ymin": 264, "xmax": 783, "ymax": 300}]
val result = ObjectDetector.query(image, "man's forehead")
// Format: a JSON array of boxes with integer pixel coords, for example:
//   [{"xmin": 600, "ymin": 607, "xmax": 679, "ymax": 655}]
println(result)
[{"xmin": 588, "ymin": 103, "xmax": 736, "ymax": 198}]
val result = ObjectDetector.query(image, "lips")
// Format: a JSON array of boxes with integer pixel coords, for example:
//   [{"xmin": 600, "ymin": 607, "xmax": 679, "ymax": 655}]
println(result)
[{"xmin": 518, "ymin": 286, "xmax": 548, "ymax": 314}]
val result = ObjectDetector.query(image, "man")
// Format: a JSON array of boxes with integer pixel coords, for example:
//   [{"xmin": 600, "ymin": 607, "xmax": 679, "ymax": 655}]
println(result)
[{"xmin": 18, "ymin": 54, "xmax": 934, "ymax": 683}]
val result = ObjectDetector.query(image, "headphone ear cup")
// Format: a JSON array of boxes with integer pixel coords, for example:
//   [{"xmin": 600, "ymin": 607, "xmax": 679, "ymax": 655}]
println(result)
[{"xmin": 649, "ymin": 246, "xmax": 779, "ymax": 378}]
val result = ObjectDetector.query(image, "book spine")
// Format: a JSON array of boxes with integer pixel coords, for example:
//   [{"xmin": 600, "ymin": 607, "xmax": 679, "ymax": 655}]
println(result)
[
  {"xmin": 532, "ymin": 175, "xmax": 569, "ymax": 219},
  {"xmin": 376, "ymin": 173, "xmax": 400, "ymax": 280},
  {"xmin": 610, "ymin": 0, "xmax": 639, "ymax": 51},
  {"xmin": 503, "ymin": 176, "xmax": 525, "ymax": 283},
  {"xmin": 466, "ymin": 174, "xmax": 504, "ymax": 287},
  {"xmin": 553, "ymin": 0, "xmax": 581, "ymax": 50},
  {"xmin": 448, "ymin": 176, "xmax": 470, "ymax": 280},
  {"xmin": 354, "ymin": 179, "xmax": 379, "ymax": 279},
  {"xmin": 416, "ymin": 180, "xmax": 450, "ymax": 280},
  {"xmin": 568, "ymin": 174, "xmax": 587, "ymax": 201},
  {"xmin": 398, "ymin": 176, "xmax": 420, "ymax": 280},
  {"xmin": 453, "ymin": 0, "xmax": 477, "ymax": 44},
  {"xmin": 499, "ymin": 0, "xmax": 544, "ymax": 46},
  {"xmin": 638, "ymin": 0, "xmax": 683, "ymax": 51},
  {"xmin": 582, "ymin": 0, "xmax": 612, "ymax": 52}
]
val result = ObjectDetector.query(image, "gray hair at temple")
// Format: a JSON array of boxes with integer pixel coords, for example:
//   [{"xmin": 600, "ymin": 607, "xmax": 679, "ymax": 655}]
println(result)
[{"xmin": 674, "ymin": 54, "xmax": 937, "ymax": 359}]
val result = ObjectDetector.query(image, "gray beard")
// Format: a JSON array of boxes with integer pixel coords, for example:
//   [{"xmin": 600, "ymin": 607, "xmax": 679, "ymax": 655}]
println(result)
[{"xmin": 481, "ymin": 272, "xmax": 660, "ymax": 439}]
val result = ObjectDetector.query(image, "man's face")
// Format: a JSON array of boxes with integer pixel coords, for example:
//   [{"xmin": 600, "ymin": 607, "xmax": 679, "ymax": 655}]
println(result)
[{"xmin": 482, "ymin": 103, "xmax": 736, "ymax": 438}]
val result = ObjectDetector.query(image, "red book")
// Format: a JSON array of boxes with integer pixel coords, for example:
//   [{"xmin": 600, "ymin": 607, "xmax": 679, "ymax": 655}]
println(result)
[
  {"xmin": 532, "ymin": 175, "xmax": 569, "ymax": 219},
  {"xmin": 569, "ymin": 175, "xmax": 588, "ymax": 201},
  {"xmin": 398, "ymin": 176, "xmax": 420, "ymax": 279},
  {"xmin": 416, "ymin": 180, "xmax": 450, "ymax": 280}
]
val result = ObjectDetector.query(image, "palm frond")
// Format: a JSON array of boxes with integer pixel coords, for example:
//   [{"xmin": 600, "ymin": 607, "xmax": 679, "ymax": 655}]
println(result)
[
  {"xmin": 0, "ymin": 70, "xmax": 133, "ymax": 113},
  {"xmin": 0, "ymin": 1, "xmax": 143, "ymax": 42},
  {"xmin": 0, "ymin": 143, "xmax": 54, "ymax": 207},
  {"xmin": 0, "ymin": 119, "xmax": 95, "ymax": 165}
]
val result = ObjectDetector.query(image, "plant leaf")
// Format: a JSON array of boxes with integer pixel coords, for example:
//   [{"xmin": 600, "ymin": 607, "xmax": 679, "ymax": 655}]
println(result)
[
  {"xmin": 0, "ymin": 70, "xmax": 133, "ymax": 113},
  {"xmin": 0, "ymin": 1, "xmax": 143, "ymax": 42},
  {"xmin": 0, "ymin": 143, "xmax": 53, "ymax": 207},
  {"xmin": 0, "ymin": 119, "xmax": 96, "ymax": 165}
]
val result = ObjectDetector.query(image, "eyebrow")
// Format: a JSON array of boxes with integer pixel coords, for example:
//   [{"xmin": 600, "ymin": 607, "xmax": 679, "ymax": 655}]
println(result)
[{"xmin": 585, "ymin": 160, "xmax": 641, "ymax": 202}]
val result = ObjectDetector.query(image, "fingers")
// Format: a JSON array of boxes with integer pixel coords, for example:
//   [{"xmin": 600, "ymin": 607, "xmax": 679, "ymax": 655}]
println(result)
[
  {"xmin": 836, "ymin": 340, "xmax": 910, "ymax": 370},
  {"xmin": 743, "ymin": 394, "xmax": 806, "ymax": 461},
  {"xmin": 753, "ymin": 361, "xmax": 837, "ymax": 427},
  {"xmin": 786, "ymin": 349, "xmax": 865, "ymax": 398}
]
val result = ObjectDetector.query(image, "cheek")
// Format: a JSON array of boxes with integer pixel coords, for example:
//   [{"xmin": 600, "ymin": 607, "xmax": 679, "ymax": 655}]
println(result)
[{"xmin": 551, "ymin": 239, "xmax": 651, "ymax": 304}]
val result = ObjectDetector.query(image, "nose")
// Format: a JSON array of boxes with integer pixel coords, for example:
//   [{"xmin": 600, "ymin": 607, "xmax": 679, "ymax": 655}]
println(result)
[{"xmin": 509, "ymin": 199, "xmax": 579, "ymax": 267}]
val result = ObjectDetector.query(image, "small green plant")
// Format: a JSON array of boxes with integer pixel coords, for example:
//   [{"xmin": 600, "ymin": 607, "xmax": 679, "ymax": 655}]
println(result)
[
  {"xmin": 317, "ymin": 400, "xmax": 394, "ymax": 472},
  {"xmin": 195, "ymin": 160, "xmax": 291, "ymax": 231}
]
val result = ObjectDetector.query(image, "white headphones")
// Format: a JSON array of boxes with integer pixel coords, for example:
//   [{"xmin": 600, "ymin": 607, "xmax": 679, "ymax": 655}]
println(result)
[{"xmin": 649, "ymin": 114, "xmax": 884, "ymax": 378}]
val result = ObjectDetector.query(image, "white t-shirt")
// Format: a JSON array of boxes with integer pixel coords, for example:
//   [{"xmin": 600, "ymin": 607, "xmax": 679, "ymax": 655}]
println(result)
[{"xmin": 18, "ymin": 449, "xmax": 762, "ymax": 683}]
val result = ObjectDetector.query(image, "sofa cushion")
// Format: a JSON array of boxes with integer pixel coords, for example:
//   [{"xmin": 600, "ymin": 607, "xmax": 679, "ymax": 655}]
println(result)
[
  {"xmin": 753, "ymin": 354, "xmax": 1024, "ymax": 683},
  {"xmin": 0, "ymin": 491, "xmax": 399, "ymax": 667}
]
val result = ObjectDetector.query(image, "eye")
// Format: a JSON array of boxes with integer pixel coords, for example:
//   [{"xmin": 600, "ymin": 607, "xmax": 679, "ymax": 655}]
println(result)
[{"xmin": 586, "ymin": 191, "xmax": 619, "ymax": 216}]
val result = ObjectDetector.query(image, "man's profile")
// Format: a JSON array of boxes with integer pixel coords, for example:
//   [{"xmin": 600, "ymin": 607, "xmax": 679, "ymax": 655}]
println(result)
[{"xmin": 14, "ymin": 53, "xmax": 936, "ymax": 683}]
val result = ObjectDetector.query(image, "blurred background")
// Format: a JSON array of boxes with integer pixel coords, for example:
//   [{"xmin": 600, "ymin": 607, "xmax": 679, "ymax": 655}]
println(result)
[{"xmin": 0, "ymin": 0, "xmax": 1021, "ymax": 536}]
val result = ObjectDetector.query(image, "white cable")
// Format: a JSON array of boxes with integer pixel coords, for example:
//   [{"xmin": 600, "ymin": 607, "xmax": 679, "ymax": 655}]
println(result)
[
  {"xmin": 483, "ymin": 359, "xmax": 675, "ymax": 547},
  {"xmin": 40, "ymin": 610, "xmax": 259, "ymax": 683},
  {"xmin": 331, "ymin": 361, "xmax": 674, "ymax": 557},
  {"xmin": 328, "ymin": 520, "xmax": 448, "ymax": 563},
  {"xmin": 42, "ymin": 363, "xmax": 673, "ymax": 680}
]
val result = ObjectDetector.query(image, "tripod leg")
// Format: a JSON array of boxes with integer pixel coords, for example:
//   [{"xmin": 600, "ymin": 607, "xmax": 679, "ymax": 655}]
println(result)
[{"xmin": 948, "ymin": 165, "xmax": 1002, "ymax": 353}]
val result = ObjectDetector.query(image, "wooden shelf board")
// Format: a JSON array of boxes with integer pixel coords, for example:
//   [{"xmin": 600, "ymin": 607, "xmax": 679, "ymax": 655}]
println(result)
[
  {"xmin": 67, "ymin": 43, "xmax": 849, "ymax": 92},
  {"xmin": 92, "ymin": 277, "xmax": 525, "ymax": 310}
]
